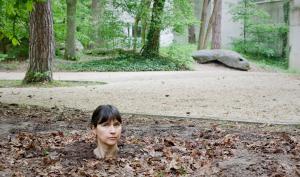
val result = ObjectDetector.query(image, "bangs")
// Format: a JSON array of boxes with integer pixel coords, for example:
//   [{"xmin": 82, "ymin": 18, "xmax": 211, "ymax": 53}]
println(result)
[
  {"xmin": 98, "ymin": 113, "xmax": 122, "ymax": 124},
  {"xmin": 91, "ymin": 105, "xmax": 122, "ymax": 127}
]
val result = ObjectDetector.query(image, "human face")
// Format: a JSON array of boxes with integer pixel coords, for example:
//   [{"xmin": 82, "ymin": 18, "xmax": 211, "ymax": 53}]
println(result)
[{"xmin": 93, "ymin": 119, "xmax": 122, "ymax": 146}]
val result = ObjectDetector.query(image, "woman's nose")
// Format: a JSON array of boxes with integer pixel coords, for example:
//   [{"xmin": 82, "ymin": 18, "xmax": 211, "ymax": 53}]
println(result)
[{"xmin": 109, "ymin": 126, "xmax": 116, "ymax": 133}]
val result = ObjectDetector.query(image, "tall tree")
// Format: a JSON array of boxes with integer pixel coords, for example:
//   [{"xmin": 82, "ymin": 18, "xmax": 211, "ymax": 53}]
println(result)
[
  {"xmin": 133, "ymin": 0, "xmax": 151, "ymax": 51},
  {"xmin": 197, "ymin": 0, "xmax": 210, "ymax": 50},
  {"xmin": 141, "ymin": 0, "xmax": 166, "ymax": 57},
  {"xmin": 212, "ymin": 0, "xmax": 222, "ymax": 49},
  {"xmin": 91, "ymin": 0, "xmax": 105, "ymax": 48},
  {"xmin": 188, "ymin": 25, "xmax": 196, "ymax": 43},
  {"xmin": 64, "ymin": 0, "xmax": 77, "ymax": 60},
  {"xmin": 23, "ymin": 0, "xmax": 54, "ymax": 83},
  {"xmin": 188, "ymin": 0, "xmax": 198, "ymax": 44},
  {"xmin": 203, "ymin": 0, "xmax": 218, "ymax": 49}
]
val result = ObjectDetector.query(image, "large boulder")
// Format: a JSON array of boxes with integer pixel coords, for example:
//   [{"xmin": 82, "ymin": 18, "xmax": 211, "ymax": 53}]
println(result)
[{"xmin": 192, "ymin": 49, "xmax": 250, "ymax": 71}]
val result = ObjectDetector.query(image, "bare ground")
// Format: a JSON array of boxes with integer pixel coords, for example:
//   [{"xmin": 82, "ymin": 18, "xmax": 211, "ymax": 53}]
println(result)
[
  {"xmin": 1, "ymin": 65, "xmax": 299, "ymax": 124},
  {"xmin": 0, "ymin": 103, "xmax": 300, "ymax": 176}
]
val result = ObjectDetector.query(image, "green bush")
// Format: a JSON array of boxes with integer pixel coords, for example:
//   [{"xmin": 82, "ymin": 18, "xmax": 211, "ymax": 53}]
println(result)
[
  {"xmin": 230, "ymin": 0, "xmax": 289, "ymax": 58},
  {"xmin": 57, "ymin": 51, "xmax": 191, "ymax": 72},
  {"xmin": 84, "ymin": 48, "xmax": 133, "ymax": 56},
  {"xmin": 6, "ymin": 44, "xmax": 29, "ymax": 61},
  {"xmin": 0, "ymin": 53, "xmax": 8, "ymax": 61},
  {"xmin": 160, "ymin": 44, "xmax": 195, "ymax": 70}
]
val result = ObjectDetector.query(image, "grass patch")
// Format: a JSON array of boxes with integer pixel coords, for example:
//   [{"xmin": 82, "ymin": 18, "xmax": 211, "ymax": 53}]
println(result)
[
  {"xmin": 0, "ymin": 80, "xmax": 105, "ymax": 88},
  {"xmin": 0, "ymin": 61, "xmax": 19, "ymax": 70},
  {"xmin": 243, "ymin": 53, "xmax": 288, "ymax": 71}
]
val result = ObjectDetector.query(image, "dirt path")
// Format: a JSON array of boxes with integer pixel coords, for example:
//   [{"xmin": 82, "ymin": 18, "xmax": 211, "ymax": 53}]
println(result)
[{"xmin": 0, "ymin": 64, "xmax": 300, "ymax": 124}]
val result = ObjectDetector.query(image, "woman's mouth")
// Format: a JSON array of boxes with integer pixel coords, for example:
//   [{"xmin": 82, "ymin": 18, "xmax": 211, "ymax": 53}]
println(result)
[{"xmin": 108, "ymin": 137, "xmax": 117, "ymax": 140}]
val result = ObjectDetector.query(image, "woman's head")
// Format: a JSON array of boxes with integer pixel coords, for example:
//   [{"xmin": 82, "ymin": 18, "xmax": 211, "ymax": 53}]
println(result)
[{"xmin": 91, "ymin": 105, "xmax": 122, "ymax": 147}]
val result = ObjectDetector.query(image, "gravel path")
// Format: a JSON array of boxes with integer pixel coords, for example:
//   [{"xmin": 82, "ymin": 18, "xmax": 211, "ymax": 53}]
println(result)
[{"xmin": 0, "ymin": 64, "xmax": 300, "ymax": 124}]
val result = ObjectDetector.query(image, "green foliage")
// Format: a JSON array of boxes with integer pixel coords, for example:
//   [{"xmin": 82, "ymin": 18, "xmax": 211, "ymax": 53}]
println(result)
[
  {"xmin": 230, "ymin": 0, "xmax": 289, "ymax": 58},
  {"xmin": 52, "ymin": 0, "xmax": 93, "ymax": 48},
  {"xmin": 64, "ymin": 54, "xmax": 79, "ymax": 61},
  {"xmin": 23, "ymin": 71, "xmax": 52, "ymax": 83},
  {"xmin": 97, "ymin": 10, "xmax": 127, "ymax": 49},
  {"xmin": 160, "ymin": 44, "xmax": 195, "ymax": 70},
  {"xmin": 0, "ymin": 0, "xmax": 32, "ymax": 46},
  {"xmin": 57, "ymin": 51, "xmax": 192, "ymax": 72},
  {"xmin": 0, "ymin": 53, "xmax": 8, "ymax": 61},
  {"xmin": 244, "ymin": 53, "xmax": 288, "ymax": 71},
  {"xmin": 6, "ymin": 39, "xmax": 29, "ymax": 60},
  {"xmin": 163, "ymin": 0, "xmax": 196, "ymax": 33},
  {"xmin": 52, "ymin": 0, "xmax": 67, "ymax": 44},
  {"xmin": 84, "ymin": 48, "xmax": 133, "ymax": 56}
]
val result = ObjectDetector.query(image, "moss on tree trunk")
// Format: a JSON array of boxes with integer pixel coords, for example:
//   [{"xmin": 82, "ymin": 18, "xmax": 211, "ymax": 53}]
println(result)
[
  {"xmin": 141, "ymin": 0, "xmax": 166, "ymax": 57},
  {"xmin": 23, "ymin": 0, "xmax": 54, "ymax": 84}
]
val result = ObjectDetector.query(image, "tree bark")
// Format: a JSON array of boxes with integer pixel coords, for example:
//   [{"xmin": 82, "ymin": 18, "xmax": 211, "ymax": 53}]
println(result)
[
  {"xmin": 23, "ymin": 0, "xmax": 54, "ymax": 83},
  {"xmin": 64, "ymin": 0, "xmax": 77, "ymax": 60},
  {"xmin": 212, "ymin": 0, "xmax": 222, "ymax": 49},
  {"xmin": 133, "ymin": 14, "xmax": 141, "ymax": 51},
  {"xmin": 91, "ymin": 0, "xmax": 105, "ymax": 48},
  {"xmin": 197, "ymin": 0, "xmax": 210, "ymax": 50},
  {"xmin": 141, "ymin": 0, "xmax": 151, "ymax": 47},
  {"xmin": 134, "ymin": 0, "xmax": 152, "ymax": 51},
  {"xmin": 188, "ymin": 25, "xmax": 196, "ymax": 43},
  {"xmin": 141, "ymin": 0, "xmax": 166, "ymax": 57},
  {"xmin": 203, "ymin": 0, "xmax": 218, "ymax": 49},
  {"xmin": 141, "ymin": 19, "xmax": 148, "ymax": 46}
]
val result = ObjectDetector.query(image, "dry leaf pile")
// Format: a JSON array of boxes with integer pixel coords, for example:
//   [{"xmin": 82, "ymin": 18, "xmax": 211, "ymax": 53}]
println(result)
[{"xmin": 0, "ymin": 103, "xmax": 299, "ymax": 177}]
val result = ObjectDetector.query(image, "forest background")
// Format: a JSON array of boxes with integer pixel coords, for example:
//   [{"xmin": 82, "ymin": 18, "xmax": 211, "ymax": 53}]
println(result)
[{"xmin": 0, "ymin": 0, "xmax": 291, "ymax": 83}]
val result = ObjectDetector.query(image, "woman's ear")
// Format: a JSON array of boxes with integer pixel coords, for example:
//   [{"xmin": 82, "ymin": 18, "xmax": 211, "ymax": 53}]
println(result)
[{"xmin": 91, "ymin": 125, "xmax": 97, "ymax": 135}]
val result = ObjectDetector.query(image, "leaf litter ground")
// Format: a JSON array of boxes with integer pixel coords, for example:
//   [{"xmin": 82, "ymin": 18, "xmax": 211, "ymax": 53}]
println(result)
[{"xmin": 0, "ymin": 103, "xmax": 299, "ymax": 177}]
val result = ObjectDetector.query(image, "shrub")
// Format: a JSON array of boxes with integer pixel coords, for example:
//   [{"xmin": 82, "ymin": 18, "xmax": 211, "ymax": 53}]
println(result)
[
  {"xmin": 230, "ymin": 0, "xmax": 289, "ymax": 58},
  {"xmin": 160, "ymin": 44, "xmax": 195, "ymax": 70}
]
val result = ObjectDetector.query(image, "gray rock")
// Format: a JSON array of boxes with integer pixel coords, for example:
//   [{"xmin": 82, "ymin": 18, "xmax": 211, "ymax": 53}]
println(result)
[
  {"xmin": 192, "ymin": 49, "xmax": 250, "ymax": 71},
  {"xmin": 75, "ymin": 40, "xmax": 84, "ymax": 51}
]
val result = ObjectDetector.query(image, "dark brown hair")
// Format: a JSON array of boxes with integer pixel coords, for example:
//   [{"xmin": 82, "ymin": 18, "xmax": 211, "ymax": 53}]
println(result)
[{"xmin": 91, "ymin": 105, "xmax": 122, "ymax": 128}]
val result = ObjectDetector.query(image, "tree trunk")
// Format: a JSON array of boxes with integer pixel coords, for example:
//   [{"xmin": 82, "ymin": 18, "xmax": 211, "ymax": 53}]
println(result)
[
  {"xmin": 212, "ymin": 0, "xmax": 222, "ymax": 49},
  {"xmin": 133, "ymin": 13, "xmax": 141, "ymax": 51},
  {"xmin": 64, "ymin": 0, "xmax": 77, "ymax": 60},
  {"xmin": 141, "ymin": 19, "xmax": 148, "ymax": 46},
  {"xmin": 141, "ymin": 0, "xmax": 166, "ymax": 57},
  {"xmin": 23, "ymin": 0, "xmax": 54, "ymax": 83},
  {"xmin": 141, "ymin": 0, "xmax": 151, "ymax": 47},
  {"xmin": 91, "ymin": 0, "xmax": 105, "ymax": 48},
  {"xmin": 203, "ymin": 0, "xmax": 218, "ymax": 48},
  {"xmin": 197, "ymin": 0, "xmax": 210, "ymax": 50},
  {"xmin": 188, "ymin": 25, "xmax": 196, "ymax": 43}
]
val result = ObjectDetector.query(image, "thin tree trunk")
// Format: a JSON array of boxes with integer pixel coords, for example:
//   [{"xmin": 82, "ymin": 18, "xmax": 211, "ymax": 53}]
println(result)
[
  {"xmin": 141, "ymin": 0, "xmax": 166, "ymax": 57},
  {"xmin": 23, "ymin": 0, "xmax": 54, "ymax": 83},
  {"xmin": 64, "ymin": 0, "xmax": 77, "ymax": 60},
  {"xmin": 141, "ymin": 19, "xmax": 148, "ymax": 46},
  {"xmin": 133, "ymin": 12, "xmax": 142, "ymax": 51},
  {"xmin": 188, "ymin": 25, "xmax": 196, "ymax": 43},
  {"xmin": 133, "ymin": 17, "xmax": 140, "ymax": 51},
  {"xmin": 203, "ymin": 0, "xmax": 218, "ymax": 49},
  {"xmin": 141, "ymin": 0, "xmax": 151, "ymax": 47},
  {"xmin": 212, "ymin": 0, "xmax": 222, "ymax": 49},
  {"xmin": 91, "ymin": 0, "xmax": 104, "ymax": 48},
  {"xmin": 198, "ymin": 0, "xmax": 210, "ymax": 50}
]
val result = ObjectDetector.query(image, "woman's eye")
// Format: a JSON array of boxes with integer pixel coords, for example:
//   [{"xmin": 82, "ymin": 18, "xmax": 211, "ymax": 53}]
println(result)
[
  {"xmin": 101, "ymin": 123, "xmax": 109, "ymax": 127},
  {"xmin": 113, "ymin": 123, "xmax": 120, "ymax": 127}
]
